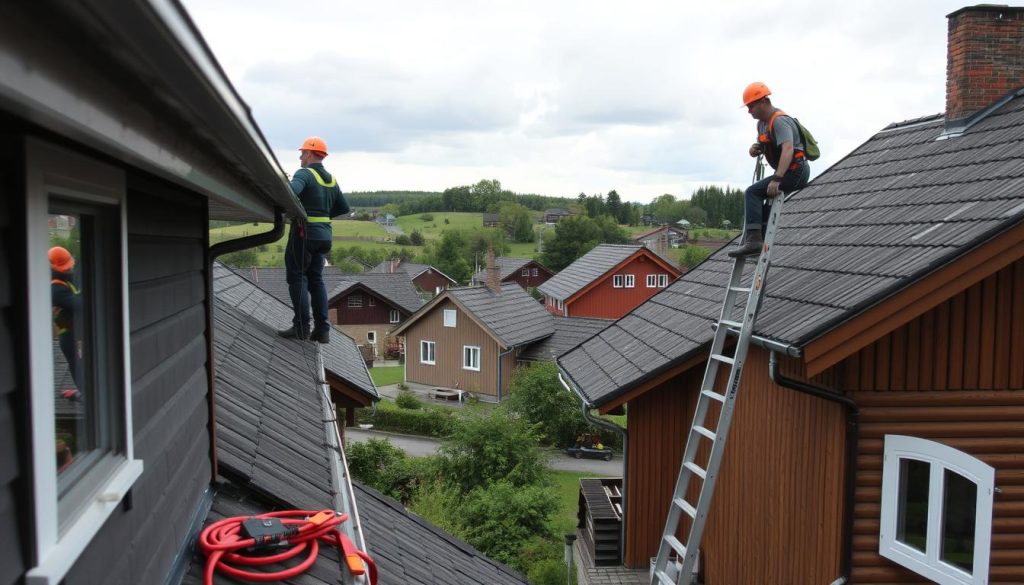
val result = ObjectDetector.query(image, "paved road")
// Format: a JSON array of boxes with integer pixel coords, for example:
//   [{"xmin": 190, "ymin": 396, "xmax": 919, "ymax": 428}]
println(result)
[{"xmin": 344, "ymin": 428, "xmax": 622, "ymax": 475}]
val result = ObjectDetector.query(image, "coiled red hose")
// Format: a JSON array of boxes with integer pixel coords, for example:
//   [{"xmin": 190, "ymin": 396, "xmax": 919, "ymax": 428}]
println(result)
[{"xmin": 199, "ymin": 509, "xmax": 377, "ymax": 584}]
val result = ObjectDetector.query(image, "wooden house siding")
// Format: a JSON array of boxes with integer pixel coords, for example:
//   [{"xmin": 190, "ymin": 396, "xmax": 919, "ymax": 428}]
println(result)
[
  {"xmin": 566, "ymin": 255, "xmax": 674, "ymax": 320},
  {"xmin": 403, "ymin": 299, "xmax": 503, "ymax": 397},
  {"xmin": 414, "ymin": 270, "xmax": 452, "ymax": 293},
  {"xmin": 0, "ymin": 135, "xmax": 28, "ymax": 585},
  {"xmin": 504, "ymin": 262, "xmax": 554, "ymax": 290},
  {"xmin": 64, "ymin": 173, "xmax": 212, "ymax": 583},
  {"xmin": 330, "ymin": 291, "xmax": 400, "ymax": 325},
  {"xmin": 627, "ymin": 348, "xmax": 846, "ymax": 584},
  {"xmin": 821, "ymin": 257, "xmax": 1024, "ymax": 584}
]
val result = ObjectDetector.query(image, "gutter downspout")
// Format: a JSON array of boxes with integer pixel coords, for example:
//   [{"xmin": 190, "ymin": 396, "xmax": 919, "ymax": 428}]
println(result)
[
  {"xmin": 558, "ymin": 372, "xmax": 628, "ymax": 564},
  {"xmin": 205, "ymin": 208, "xmax": 285, "ymax": 481},
  {"xmin": 497, "ymin": 345, "xmax": 516, "ymax": 401},
  {"xmin": 768, "ymin": 351, "xmax": 858, "ymax": 585}
]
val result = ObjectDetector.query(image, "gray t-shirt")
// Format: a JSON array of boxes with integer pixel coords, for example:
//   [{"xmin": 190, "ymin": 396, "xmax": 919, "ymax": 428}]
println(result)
[{"xmin": 758, "ymin": 113, "xmax": 805, "ymax": 152}]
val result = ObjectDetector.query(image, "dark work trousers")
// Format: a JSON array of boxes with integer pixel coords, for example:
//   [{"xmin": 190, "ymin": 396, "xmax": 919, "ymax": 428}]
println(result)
[
  {"xmin": 284, "ymin": 225, "xmax": 332, "ymax": 334},
  {"xmin": 743, "ymin": 160, "xmax": 810, "ymax": 230}
]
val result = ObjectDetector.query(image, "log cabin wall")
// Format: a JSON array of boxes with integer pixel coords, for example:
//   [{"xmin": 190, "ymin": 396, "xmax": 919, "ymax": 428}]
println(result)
[{"xmin": 825, "ymin": 258, "xmax": 1024, "ymax": 583}]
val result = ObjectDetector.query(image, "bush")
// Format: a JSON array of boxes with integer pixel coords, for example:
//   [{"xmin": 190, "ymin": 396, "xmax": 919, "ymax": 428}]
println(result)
[
  {"xmin": 437, "ymin": 409, "xmax": 546, "ymax": 491},
  {"xmin": 346, "ymin": 439, "xmax": 436, "ymax": 503},
  {"xmin": 409, "ymin": 230, "xmax": 424, "ymax": 246},
  {"xmin": 395, "ymin": 391, "xmax": 422, "ymax": 410},
  {"xmin": 419, "ymin": 213, "xmax": 434, "ymax": 221},
  {"xmin": 677, "ymin": 244, "xmax": 712, "ymax": 269},
  {"xmin": 395, "ymin": 234, "xmax": 412, "ymax": 246},
  {"xmin": 457, "ymin": 481, "xmax": 556, "ymax": 570},
  {"xmin": 356, "ymin": 401, "xmax": 458, "ymax": 437},
  {"xmin": 502, "ymin": 362, "xmax": 591, "ymax": 448},
  {"xmin": 527, "ymin": 558, "xmax": 573, "ymax": 585}
]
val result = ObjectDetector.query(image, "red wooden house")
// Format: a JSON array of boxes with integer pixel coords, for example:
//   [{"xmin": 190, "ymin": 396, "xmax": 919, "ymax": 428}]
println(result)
[
  {"xmin": 558, "ymin": 8, "xmax": 1024, "ymax": 584},
  {"xmin": 470, "ymin": 256, "xmax": 555, "ymax": 291},
  {"xmin": 538, "ymin": 244, "xmax": 680, "ymax": 319}
]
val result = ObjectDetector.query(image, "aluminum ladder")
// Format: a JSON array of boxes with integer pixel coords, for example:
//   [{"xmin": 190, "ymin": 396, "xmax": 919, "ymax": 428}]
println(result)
[{"xmin": 649, "ymin": 191, "xmax": 784, "ymax": 585}]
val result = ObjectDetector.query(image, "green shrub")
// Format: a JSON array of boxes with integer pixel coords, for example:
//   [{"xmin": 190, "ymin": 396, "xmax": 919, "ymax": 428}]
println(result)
[
  {"xmin": 395, "ymin": 234, "xmax": 412, "ymax": 246},
  {"xmin": 346, "ymin": 438, "xmax": 437, "ymax": 503},
  {"xmin": 395, "ymin": 390, "xmax": 422, "ymax": 410},
  {"xmin": 527, "ymin": 557, "xmax": 573, "ymax": 585},
  {"xmin": 357, "ymin": 401, "xmax": 458, "ymax": 437},
  {"xmin": 437, "ymin": 409, "xmax": 546, "ymax": 491},
  {"xmin": 457, "ymin": 481, "xmax": 556, "ymax": 570},
  {"xmin": 419, "ymin": 213, "xmax": 434, "ymax": 221}
]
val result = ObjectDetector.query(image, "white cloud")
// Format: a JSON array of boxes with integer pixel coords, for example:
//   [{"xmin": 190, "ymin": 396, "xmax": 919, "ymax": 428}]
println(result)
[{"xmin": 185, "ymin": 0, "xmax": 970, "ymax": 202}]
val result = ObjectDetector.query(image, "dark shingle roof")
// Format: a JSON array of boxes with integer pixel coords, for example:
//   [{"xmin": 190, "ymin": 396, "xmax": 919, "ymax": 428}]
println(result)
[
  {"xmin": 215, "ymin": 263, "xmax": 377, "ymax": 400},
  {"xmin": 239, "ymin": 266, "xmax": 423, "ymax": 314},
  {"xmin": 560, "ymin": 94, "xmax": 1024, "ymax": 406},
  {"xmin": 538, "ymin": 244, "xmax": 646, "ymax": 300},
  {"xmin": 327, "ymin": 272, "xmax": 424, "ymax": 314},
  {"xmin": 448, "ymin": 283, "xmax": 554, "ymax": 347},
  {"xmin": 471, "ymin": 257, "xmax": 532, "ymax": 282},
  {"xmin": 519, "ymin": 317, "xmax": 611, "ymax": 362},
  {"xmin": 369, "ymin": 261, "xmax": 457, "ymax": 284},
  {"xmin": 356, "ymin": 483, "xmax": 528, "ymax": 584}
]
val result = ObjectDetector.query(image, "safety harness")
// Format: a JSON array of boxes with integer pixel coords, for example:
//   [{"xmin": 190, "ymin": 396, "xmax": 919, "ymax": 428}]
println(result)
[
  {"xmin": 51, "ymin": 278, "xmax": 79, "ymax": 335},
  {"xmin": 305, "ymin": 167, "xmax": 335, "ymax": 223},
  {"xmin": 757, "ymin": 109, "xmax": 807, "ymax": 171}
]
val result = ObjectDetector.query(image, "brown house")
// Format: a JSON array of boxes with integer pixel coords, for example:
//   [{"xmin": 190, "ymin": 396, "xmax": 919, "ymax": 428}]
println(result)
[
  {"xmin": 470, "ymin": 256, "xmax": 555, "ymax": 291},
  {"xmin": 393, "ymin": 281, "xmax": 554, "ymax": 401},
  {"xmin": 326, "ymin": 273, "xmax": 424, "ymax": 358},
  {"xmin": 559, "ymin": 7, "xmax": 1024, "ymax": 585},
  {"xmin": 370, "ymin": 259, "xmax": 457, "ymax": 295},
  {"xmin": 539, "ymin": 244, "xmax": 681, "ymax": 319}
]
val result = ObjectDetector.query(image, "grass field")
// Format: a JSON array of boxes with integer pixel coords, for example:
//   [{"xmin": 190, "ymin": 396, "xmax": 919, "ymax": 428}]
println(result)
[{"xmin": 368, "ymin": 365, "xmax": 404, "ymax": 387}]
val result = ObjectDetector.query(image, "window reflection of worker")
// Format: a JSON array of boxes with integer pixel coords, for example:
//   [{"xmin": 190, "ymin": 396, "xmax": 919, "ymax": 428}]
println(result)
[{"xmin": 50, "ymin": 246, "xmax": 82, "ymax": 394}]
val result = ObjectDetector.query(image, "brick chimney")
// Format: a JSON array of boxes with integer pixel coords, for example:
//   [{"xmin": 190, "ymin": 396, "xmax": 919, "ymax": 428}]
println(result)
[
  {"xmin": 946, "ymin": 5, "xmax": 1024, "ymax": 128},
  {"xmin": 485, "ymin": 247, "xmax": 502, "ymax": 294}
]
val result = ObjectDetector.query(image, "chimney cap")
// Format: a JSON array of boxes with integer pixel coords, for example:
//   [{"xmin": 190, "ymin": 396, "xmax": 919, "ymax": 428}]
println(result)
[{"xmin": 947, "ymin": 4, "xmax": 1024, "ymax": 19}]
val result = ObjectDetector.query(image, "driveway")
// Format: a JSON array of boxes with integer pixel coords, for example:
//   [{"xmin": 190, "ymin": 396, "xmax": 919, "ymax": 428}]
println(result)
[{"xmin": 344, "ymin": 428, "xmax": 622, "ymax": 475}]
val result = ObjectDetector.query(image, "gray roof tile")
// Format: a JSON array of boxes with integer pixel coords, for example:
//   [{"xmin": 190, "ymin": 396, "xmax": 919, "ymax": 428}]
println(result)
[
  {"xmin": 538, "ymin": 244, "xmax": 647, "ymax": 300},
  {"xmin": 449, "ymin": 284, "xmax": 554, "ymax": 347},
  {"xmin": 240, "ymin": 266, "xmax": 423, "ymax": 314},
  {"xmin": 518, "ymin": 316, "xmax": 610, "ymax": 361},
  {"xmin": 560, "ymin": 95, "xmax": 1024, "ymax": 406}
]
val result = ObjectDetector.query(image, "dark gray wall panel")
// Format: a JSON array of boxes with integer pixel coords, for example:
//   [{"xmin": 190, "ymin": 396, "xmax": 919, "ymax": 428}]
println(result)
[{"xmin": 65, "ymin": 176, "xmax": 211, "ymax": 584}]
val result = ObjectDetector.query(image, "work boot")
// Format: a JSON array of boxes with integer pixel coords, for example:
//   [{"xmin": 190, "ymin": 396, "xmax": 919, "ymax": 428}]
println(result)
[
  {"xmin": 278, "ymin": 326, "xmax": 309, "ymax": 340},
  {"xmin": 310, "ymin": 328, "xmax": 330, "ymax": 344},
  {"xmin": 727, "ymin": 228, "xmax": 763, "ymax": 258}
]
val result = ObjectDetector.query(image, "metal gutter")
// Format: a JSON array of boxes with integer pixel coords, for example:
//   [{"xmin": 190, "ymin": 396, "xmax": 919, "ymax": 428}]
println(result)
[
  {"xmin": 711, "ymin": 323, "xmax": 802, "ymax": 358},
  {"xmin": 316, "ymin": 349, "xmax": 369, "ymax": 585},
  {"xmin": 768, "ymin": 351, "xmax": 858, "ymax": 585},
  {"xmin": 558, "ymin": 370, "xmax": 628, "ymax": 564}
]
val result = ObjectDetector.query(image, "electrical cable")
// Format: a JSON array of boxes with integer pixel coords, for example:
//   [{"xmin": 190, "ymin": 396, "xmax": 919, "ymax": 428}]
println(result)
[{"xmin": 199, "ymin": 509, "xmax": 377, "ymax": 585}]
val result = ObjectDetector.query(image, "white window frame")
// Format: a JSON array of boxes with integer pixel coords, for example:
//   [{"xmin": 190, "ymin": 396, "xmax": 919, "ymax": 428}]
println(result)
[
  {"xmin": 612, "ymin": 274, "xmax": 624, "ymax": 288},
  {"xmin": 389, "ymin": 309, "xmax": 400, "ymax": 324},
  {"xmin": 347, "ymin": 294, "xmax": 363, "ymax": 308},
  {"xmin": 659, "ymin": 274, "xmax": 669, "ymax": 287},
  {"xmin": 879, "ymin": 435, "xmax": 994, "ymax": 585},
  {"xmin": 646, "ymin": 274, "xmax": 658, "ymax": 288},
  {"xmin": 531, "ymin": 267, "xmax": 538, "ymax": 277},
  {"xmin": 463, "ymin": 345, "xmax": 481, "ymax": 371},
  {"xmin": 367, "ymin": 331, "xmax": 377, "ymax": 345},
  {"xmin": 25, "ymin": 139, "xmax": 143, "ymax": 585},
  {"xmin": 368, "ymin": 296, "xmax": 376, "ymax": 307},
  {"xmin": 624, "ymin": 274, "xmax": 635, "ymax": 288},
  {"xmin": 420, "ymin": 340, "xmax": 436, "ymax": 365},
  {"xmin": 443, "ymin": 308, "xmax": 457, "ymax": 327},
  {"xmin": 521, "ymin": 268, "xmax": 529, "ymax": 277}
]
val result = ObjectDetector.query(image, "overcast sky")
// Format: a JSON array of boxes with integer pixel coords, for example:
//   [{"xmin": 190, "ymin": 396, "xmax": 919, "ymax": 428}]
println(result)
[{"xmin": 183, "ymin": 0, "xmax": 970, "ymax": 203}]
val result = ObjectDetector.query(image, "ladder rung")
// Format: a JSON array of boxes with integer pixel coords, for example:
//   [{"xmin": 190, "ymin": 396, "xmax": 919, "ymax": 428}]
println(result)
[
  {"xmin": 684, "ymin": 461, "xmax": 707, "ymax": 480},
  {"xmin": 729, "ymin": 285, "xmax": 751, "ymax": 293},
  {"xmin": 653, "ymin": 569, "xmax": 676, "ymax": 585},
  {"xmin": 674, "ymin": 497, "xmax": 697, "ymax": 518},
  {"xmin": 693, "ymin": 425, "xmax": 716, "ymax": 441},
  {"xmin": 710, "ymin": 353, "xmax": 735, "ymax": 365},
  {"xmin": 719, "ymin": 319, "xmax": 743, "ymax": 330},
  {"xmin": 664, "ymin": 534, "xmax": 687, "ymax": 559},
  {"xmin": 701, "ymin": 389, "xmax": 726, "ymax": 403}
]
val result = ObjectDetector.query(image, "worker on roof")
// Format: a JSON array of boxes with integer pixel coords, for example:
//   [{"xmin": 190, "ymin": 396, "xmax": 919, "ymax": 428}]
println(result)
[
  {"xmin": 279, "ymin": 136, "xmax": 350, "ymax": 344},
  {"xmin": 728, "ymin": 82, "xmax": 811, "ymax": 258},
  {"xmin": 50, "ymin": 246, "xmax": 82, "ymax": 391}
]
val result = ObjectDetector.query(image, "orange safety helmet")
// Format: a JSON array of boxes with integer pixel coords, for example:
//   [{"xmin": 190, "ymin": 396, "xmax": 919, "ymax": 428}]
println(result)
[
  {"xmin": 742, "ymin": 82, "xmax": 771, "ymax": 107},
  {"xmin": 49, "ymin": 246, "xmax": 75, "ymax": 272},
  {"xmin": 299, "ymin": 136, "xmax": 328, "ymax": 157}
]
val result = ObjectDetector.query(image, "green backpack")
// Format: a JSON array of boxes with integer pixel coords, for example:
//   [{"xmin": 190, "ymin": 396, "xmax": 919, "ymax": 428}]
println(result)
[{"xmin": 769, "ymin": 111, "xmax": 821, "ymax": 161}]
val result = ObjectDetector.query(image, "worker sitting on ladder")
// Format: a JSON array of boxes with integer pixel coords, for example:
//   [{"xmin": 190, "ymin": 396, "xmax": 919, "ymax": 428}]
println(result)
[{"xmin": 729, "ymin": 82, "xmax": 811, "ymax": 258}]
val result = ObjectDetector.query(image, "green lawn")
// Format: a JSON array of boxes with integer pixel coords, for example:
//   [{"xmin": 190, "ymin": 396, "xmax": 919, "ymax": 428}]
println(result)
[{"xmin": 368, "ymin": 365, "xmax": 404, "ymax": 387}]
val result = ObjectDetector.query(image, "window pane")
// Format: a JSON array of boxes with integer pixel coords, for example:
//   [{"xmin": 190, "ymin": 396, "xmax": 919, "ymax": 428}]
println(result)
[
  {"xmin": 49, "ymin": 213, "xmax": 97, "ymax": 479},
  {"xmin": 896, "ymin": 459, "xmax": 930, "ymax": 553},
  {"xmin": 941, "ymin": 470, "xmax": 976, "ymax": 573}
]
